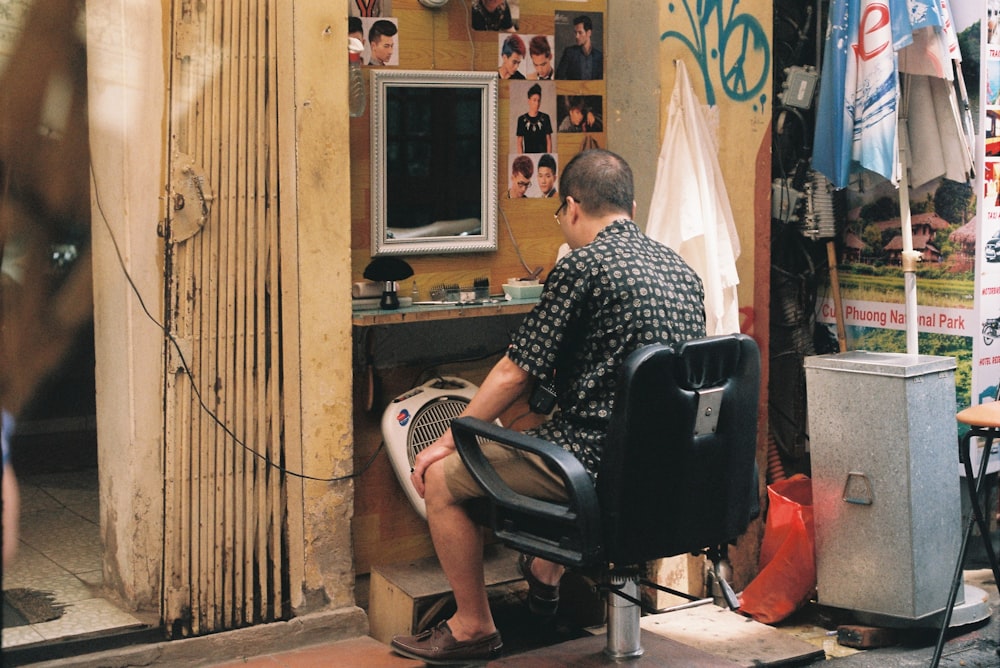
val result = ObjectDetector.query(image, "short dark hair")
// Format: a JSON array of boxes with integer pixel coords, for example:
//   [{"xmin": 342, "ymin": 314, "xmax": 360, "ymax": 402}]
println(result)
[
  {"xmin": 348, "ymin": 16, "xmax": 363, "ymax": 35},
  {"xmin": 538, "ymin": 153, "xmax": 557, "ymax": 173},
  {"xmin": 527, "ymin": 83, "xmax": 542, "ymax": 99},
  {"xmin": 528, "ymin": 35, "xmax": 551, "ymax": 58},
  {"xmin": 573, "ymin": 15, "xmax": 593, "ymax": 32},
  {"xmin": 369, "ymin": 19, "xmax": 397, "ymax": 43},
  {"xmin": 501, "ymin": 33, "xmax": 526, "ymax": 58},
  {"xmin": 559, "ymin": 149, "xmax": 633, "ymax": 217},
  {"xmin": 564, "ymin": 95, "xmax": 585, "ymax": 112},
  {"xmin": 512, "ymin": 155, "xmax": 534, "ymax": 178}
]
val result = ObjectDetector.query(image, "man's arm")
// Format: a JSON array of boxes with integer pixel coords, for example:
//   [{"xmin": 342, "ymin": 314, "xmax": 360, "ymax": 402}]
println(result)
[{"xmin": 410, "ymin": 355, "xmax": 532, "ymax": 497}]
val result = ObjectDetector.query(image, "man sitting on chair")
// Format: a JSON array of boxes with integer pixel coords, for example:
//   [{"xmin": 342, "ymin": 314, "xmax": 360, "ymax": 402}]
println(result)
[{"xmin": 392, "ymin": 149, "xmax": 707, "ymax": 665}]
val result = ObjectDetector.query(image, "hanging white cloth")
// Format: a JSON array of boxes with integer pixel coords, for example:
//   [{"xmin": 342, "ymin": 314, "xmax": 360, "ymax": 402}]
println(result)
[
  {"xmin": 897, "ymin": 23, "xmax": 973, "ymax": 189},
  {"xmin": 646, "ymin": 60, "xmax": 741, "ymax": 335},
  {"xmin": 903, "ymin": 73, "xmax": 973, "ymax": 189}
]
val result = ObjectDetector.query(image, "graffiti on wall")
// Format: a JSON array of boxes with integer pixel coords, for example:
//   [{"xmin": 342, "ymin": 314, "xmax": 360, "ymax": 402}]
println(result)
[{"xmin": 661, "ymin": 0, "xmax": 770, "ymax": 109}]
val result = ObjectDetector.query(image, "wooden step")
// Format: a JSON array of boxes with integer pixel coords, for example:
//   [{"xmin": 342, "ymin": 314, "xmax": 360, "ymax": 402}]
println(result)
[{"xmin": 368, "ymin": 544, "xmax": 523, "ymax": 644}]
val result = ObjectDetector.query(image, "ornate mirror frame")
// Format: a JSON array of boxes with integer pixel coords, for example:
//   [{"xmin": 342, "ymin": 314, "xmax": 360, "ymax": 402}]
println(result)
[{"xmin": 370, "ymin": 69, "xmax": 499, "ymax": 256}]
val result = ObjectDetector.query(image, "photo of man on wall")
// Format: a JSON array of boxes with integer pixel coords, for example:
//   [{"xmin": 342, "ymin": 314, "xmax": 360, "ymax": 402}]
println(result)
[
  {"xmin": 511, "ymin": 80, "xmax": 556, "ymax": 155},
  {"xmin": 554, "ymin": 12, "xmax": 603, "ymax": 80},
  {"xmin": 471, "ymin": 0, "xmax": 517, "ymax": 32},
  {"xmin": 364, "ymin": 18, "xmax": 399, "ymax": 66}
]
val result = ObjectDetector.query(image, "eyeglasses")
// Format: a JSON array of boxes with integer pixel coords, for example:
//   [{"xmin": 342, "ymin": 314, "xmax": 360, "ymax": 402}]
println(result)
[{"xmin": 553, "ymin": 197, "xmax": 568, "ymax": 225}]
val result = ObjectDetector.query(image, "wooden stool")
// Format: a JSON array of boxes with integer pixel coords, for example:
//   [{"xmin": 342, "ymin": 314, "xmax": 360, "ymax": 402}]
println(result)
[{"xmin": 930, "ymin": 402, "xmax": 1000, "ymax": 667}]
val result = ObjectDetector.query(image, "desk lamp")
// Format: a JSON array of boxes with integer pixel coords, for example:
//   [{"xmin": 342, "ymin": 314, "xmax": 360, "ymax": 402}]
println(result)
[{"xmin": 363, "ymin": 257, "xmax": 414, "ymax": 309}]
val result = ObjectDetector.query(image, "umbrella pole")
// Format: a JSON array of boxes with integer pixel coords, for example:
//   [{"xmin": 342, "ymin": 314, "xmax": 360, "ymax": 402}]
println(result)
[
  {"xmin": 826, "ymin": 240, "xmax": 847, "ymax": 352},
  {"xmin": 953, "ymin": 61, "xmax": 977, "ymax": 180},
  {"xmin": 897, "ymin": 116, "xmax": 919, "ymax": 355}
]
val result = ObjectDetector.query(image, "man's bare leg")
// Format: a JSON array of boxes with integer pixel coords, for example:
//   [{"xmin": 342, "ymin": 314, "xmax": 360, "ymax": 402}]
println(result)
[
  {"xmin": 529, "ymin": 557, "xmax": 564, "ymax": 586},
  {"xmin": 423, "ymin": 460, "xmax": 497, "ymax": 641}
]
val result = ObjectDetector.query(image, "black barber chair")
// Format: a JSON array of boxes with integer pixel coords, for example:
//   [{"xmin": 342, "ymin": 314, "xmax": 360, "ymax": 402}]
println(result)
[{"xmin": 452, "ymin": 333, "xmax": 761, "ymax": 659}]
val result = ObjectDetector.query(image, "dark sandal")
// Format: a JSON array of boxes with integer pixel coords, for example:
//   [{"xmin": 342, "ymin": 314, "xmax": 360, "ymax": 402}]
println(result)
[{"xmin": 518, "ymin": 553, "xmax": 560, "ymax": 616}]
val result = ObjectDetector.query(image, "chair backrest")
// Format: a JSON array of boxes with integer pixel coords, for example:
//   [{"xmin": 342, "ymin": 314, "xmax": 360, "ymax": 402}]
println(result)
[{"xmin": 597, "ymin": 333, "xmax": 760, "ymax": 566}]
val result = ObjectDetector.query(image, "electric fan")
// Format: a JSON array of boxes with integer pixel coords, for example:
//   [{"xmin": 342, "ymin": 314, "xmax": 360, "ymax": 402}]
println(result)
[{"xmin": 381, "ymin": 376, "xmax": 480, "ymax": 519}]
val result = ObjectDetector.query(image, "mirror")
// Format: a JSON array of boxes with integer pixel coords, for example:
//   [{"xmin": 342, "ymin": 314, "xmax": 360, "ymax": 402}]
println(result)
[{"xmin": 371, "ymin": 69, "xmax": 499, "ymax": 256}]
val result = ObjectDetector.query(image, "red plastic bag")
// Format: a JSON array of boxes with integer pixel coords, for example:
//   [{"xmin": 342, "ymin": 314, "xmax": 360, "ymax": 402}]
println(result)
[{"xmin": 738, "ymin": 474, "xmax": 816, "ymax": 624}]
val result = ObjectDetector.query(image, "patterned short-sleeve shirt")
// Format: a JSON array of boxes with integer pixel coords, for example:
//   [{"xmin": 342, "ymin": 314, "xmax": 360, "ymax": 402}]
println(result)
[{"xmin": 506, "ymin": 219, "xmax": 706, "ymax": 480}]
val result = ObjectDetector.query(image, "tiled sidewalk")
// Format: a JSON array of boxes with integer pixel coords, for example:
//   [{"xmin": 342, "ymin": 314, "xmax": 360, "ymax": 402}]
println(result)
[{"xmin": 2, "ymin": 470, "xmax": 147, "ymax": 650}]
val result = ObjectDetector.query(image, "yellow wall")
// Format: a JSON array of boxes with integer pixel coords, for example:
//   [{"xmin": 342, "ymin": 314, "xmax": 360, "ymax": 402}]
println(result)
[
  {"xmin": 292, "ymin": 2, "xmax": 358, "ymax": 612},
  {"xmin": 657, "ymin": 0, "xmax": 772, "ymax": 340}
]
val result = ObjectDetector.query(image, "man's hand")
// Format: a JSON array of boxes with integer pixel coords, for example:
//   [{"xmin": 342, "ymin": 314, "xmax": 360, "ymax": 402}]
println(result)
[
  {"xmin": 410, "ymin": 432, "xmax": 455, "ymax": 499},
  {"xmin": 410, "ymin": 355, "xmax": 532, "ymax": 499}
]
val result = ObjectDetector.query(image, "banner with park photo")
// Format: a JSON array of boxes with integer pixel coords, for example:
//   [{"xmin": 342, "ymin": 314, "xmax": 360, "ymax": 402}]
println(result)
[{"xmin": 816, "ymin": 4, "xmax": 982, "ymax": 411}]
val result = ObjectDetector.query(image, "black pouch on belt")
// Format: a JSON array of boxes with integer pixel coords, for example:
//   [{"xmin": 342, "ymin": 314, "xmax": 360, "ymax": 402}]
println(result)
[{"xmin": 528, "ymin": 381, "xmax": 557, "ymax": 414}]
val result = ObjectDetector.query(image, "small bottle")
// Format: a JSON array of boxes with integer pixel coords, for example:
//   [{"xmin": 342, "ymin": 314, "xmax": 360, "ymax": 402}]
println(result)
[
  {"xmin": 348, "ymin": 37, "xmax": 366, "ymax": 118},
  {"xmin": 410, "ymin": 280, "xmax": 419, "ymax": 301}
]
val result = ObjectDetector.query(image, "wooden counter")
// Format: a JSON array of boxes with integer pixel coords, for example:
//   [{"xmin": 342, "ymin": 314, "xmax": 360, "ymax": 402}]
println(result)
[{"xmin": 351, "ymin": 298, "xmax": 538, "ymax": 327}]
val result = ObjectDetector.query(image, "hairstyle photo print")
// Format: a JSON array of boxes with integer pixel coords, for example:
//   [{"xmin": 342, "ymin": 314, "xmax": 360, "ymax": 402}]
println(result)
[
  {"xmin": 364, "ymin": 17, "xmax": 399, "ymax": 67},
  {"xmin": 471, "ymin": 0, "xmax": 519, "ymax": 32},
  {"xmin": 556, "ymin": 94, "xmax": 603, "ymax": 133},
  {"xmin": 509, "ymin": 80, "xmax": 557, "ymax": 155},
  {"xmin": 534, "ymin": 153, "xmax": 559, "ymax": 199},
  {"xmin": 553, "ymin": 11, "xmax": 604, "ymax": 81},
  {"xmin": 525, "ymin": 34, "xmax": 555, "ymax": 80},
  {"xmin": 507, "ymin": 154, "xmax": 534, "ymax": 200},
  {"xmin": 497, "ymin": 32, "xmax": 528, "ymax": 80},
  {"xmin": 350, "ymin": 0, "xmax": 391, "ymax": 18}
]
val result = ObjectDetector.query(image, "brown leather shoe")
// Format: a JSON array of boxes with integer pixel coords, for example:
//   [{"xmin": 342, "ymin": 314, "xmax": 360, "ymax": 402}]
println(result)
[
  {"xmin": 518, "ymin": 553, "xmax": 560, "ymax": 616},
  {"xmin": 391, "ymin": 620, "xmax": 503, "ymax": 665}
]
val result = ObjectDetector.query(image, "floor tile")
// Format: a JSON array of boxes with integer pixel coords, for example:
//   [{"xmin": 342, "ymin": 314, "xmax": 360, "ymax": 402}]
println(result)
[
  {"xmin": 18, "ymin": 507, "xmax": 101, "ymax": 574},
  {"xmin": 2, "ymin": 570, "xmax": 98, "ymax": 609},
  {"xmin": 29, "ymin": 597, "xmax": 144, "ymax": 641},
  {"xmin": 2, "ymin": 469, "xmax": 140, "ymax": 650},
  {"xmin": 40, "ymin": 481, "xmax": 99, "ymax": 512},
  {"xmin": 75, "ymin": 569, "xmax": 103, "ymax": 587},
  {"xmin": 17, "ymin": 487, "xmax": 64, "ymax": 515},
  {"xmin": 1, "ymin": 624, "xmax": 46, "ymax": 648},
  {"xmin": 2, "ymin": 545, "xmax": 66, "ymax": 589}
]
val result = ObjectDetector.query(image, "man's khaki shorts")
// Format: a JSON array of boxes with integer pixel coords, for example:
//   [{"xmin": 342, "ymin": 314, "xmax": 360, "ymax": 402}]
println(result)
[{"xmin": 443, "ymin": 440, "xmax": 569, "ymax": 503}]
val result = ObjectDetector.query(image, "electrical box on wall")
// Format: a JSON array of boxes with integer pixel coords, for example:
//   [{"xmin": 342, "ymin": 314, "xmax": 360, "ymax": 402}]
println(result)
[
  {"xmin": 771, "ymin": 178, "xmax": 803, "ymax": 223},
  {"xmin": 779, "ymin": 65, "xmax": 818, "ymax": 109}
]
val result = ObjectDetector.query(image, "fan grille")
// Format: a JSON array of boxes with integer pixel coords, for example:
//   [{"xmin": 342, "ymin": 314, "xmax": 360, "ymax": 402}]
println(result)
[{"xmin": 407, "ymin": 397, "xmax": 470, "ymax": 467}]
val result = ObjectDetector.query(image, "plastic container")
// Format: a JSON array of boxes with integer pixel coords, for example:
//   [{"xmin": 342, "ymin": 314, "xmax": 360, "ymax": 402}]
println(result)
[
  {"xmin": 502, "ymin": 282, "xmax": 543, "ymax": 300},
  {"xmin": 348, "ymin": 37, "xmax": 366, "ymax": 118}
]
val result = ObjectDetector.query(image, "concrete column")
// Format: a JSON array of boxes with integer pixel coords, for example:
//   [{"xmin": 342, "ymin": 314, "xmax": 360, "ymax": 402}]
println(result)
[{"xmin": 606, "ymin": 0, "xmax": 662, "ymax": 229}]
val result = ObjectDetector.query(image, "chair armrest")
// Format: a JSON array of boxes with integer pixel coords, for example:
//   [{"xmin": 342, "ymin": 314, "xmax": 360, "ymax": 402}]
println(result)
[{"xmin": 451, "ymin": 417, "xmax": 603, "ymax": 567}]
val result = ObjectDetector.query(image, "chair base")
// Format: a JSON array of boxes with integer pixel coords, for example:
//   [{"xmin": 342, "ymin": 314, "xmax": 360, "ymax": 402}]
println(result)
[
  {"xmin": 605, "ymin": 575, "xmax": 644, "ymax": 659},
  {"xmin": 600, "ymin": 563, "xmax": 734, "ymax": 660}
]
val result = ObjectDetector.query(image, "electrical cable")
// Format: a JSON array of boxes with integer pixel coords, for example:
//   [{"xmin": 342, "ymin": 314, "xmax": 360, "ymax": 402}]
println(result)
[
  {"xmin": 458, "ymin": 0, "xmax": 476, "ymax": 70},
  {"xmin": 499, "ymin": 206, "xmax": 543, "ymax": 278},
  {"xmin": 90, "ymin": 166, "xmax": 377, "ymax": 483},
  {"xmin": 407, "ymin": 345, "xmax": 507, "ymax": 391}
]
